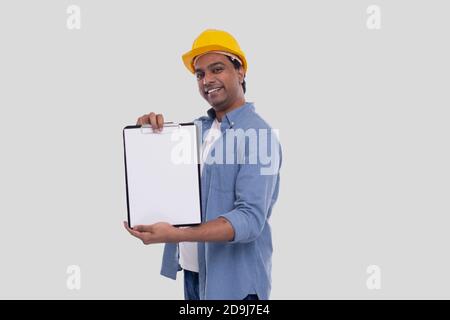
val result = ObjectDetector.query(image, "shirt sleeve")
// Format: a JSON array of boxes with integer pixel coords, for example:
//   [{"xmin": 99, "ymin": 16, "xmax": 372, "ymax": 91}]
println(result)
[{"xmin": 219, "ymin": 130, "xmax": 282, "ymax": 244}]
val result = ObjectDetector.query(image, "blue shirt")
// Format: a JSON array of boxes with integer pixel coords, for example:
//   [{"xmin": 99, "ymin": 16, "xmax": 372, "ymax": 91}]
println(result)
[{"xmin": 160, "ymin": 102, "xmax": 282, "ymax": 300}]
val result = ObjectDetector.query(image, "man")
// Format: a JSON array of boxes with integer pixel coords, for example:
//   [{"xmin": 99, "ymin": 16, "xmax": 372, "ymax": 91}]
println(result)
[{"xmin": 124, "ymin": 29, "xmax": 282, "ymax": 300}]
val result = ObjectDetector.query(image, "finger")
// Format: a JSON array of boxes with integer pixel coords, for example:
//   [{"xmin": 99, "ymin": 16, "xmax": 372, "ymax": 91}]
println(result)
[
  {"xmin": 133, "ymin": 225, "xmax": 152, "ymax": 233},
  {"xmin": 123, "ymin": 221, "xmax": 143, "ymax": 238},
  {"xmin": 137, "ymin": 115, "xmax": 148, "ymax": 126},
  {"xmin": 124, "ymin": 223, "xmax": 136, "ymax": 235},
  {"xmin": 123, "ymin": 221, "xmax": 132, "ymax": 231},
  {"xmin": 130, "ymin": 229, "xmax": 144, "ymax": 240},
  {"xmin": 156, "ymin": 114, "xmax": 164, "ymax": 131},
  {"xmin": 148, "ymin": 112, "xmax": 158, "ymax": 130}
]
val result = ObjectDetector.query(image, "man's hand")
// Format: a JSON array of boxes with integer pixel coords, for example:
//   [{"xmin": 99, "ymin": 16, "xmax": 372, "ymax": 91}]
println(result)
[
  {"xmin": 123, "ymin": 221, "xmax": 181, "ymax": 244},
  {"xmin": 136, "ymin": 112, "xmax": 165, "ymax": 132},
  {"xmin": 124, "ymin": 217, "xmax": 235, "ymax": 244}
]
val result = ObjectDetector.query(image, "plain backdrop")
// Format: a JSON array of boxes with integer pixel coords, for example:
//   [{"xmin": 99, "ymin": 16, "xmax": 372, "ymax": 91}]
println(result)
[{"xmin": 0, "ymin": 0, "xmax": 449, "ymax": 299}]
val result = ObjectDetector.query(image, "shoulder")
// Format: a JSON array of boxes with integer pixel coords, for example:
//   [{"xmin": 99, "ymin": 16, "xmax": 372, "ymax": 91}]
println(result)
[{"xmin": 241, "ymin": 109, "xmax": 274, "ymax": 131}]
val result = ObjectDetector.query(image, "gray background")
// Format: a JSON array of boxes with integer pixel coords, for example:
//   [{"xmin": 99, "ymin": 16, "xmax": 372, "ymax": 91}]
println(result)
[{"xmin": 0, "ymin": 0, "xmax": 449, "ymax": 299}]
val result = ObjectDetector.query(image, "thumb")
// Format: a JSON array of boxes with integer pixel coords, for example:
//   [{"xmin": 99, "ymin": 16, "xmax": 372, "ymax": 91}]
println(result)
[{"xmin": 133, "ymin": 225, "xmax": 151, "ymax": 232}]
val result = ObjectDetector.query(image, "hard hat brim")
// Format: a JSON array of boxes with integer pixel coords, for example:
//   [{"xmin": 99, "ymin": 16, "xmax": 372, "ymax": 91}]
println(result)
[{"xmin": 182, "ymin": 44, "xmax": 247, "ymax": 74}]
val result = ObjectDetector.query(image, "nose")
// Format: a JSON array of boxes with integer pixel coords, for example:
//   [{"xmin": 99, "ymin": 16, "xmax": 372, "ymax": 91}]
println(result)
[{"xmin": 203, "ymin": 71, "xmax": 215, "ymax": 86}]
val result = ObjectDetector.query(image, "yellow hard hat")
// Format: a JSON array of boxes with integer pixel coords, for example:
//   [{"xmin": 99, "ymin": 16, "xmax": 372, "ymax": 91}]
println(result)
[{"xmin": 182, "ymin": 29, "xmax": 247, "ymax": 74}]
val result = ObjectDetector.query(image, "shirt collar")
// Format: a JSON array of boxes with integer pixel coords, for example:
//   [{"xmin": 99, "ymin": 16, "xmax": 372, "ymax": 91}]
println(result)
[{"xmin": 206, "ymin": 102, "xmax": 255, "ymax": 128}]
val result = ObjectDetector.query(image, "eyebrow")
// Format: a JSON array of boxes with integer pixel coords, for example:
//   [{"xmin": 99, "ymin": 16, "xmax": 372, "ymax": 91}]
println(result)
[{"xmin": 194, "ymin": 62, "xmax": 225, "ymax": 73}]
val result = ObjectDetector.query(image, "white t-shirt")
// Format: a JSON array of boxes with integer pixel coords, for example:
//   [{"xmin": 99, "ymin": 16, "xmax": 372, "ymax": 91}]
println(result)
[{"xmin": 179, "ymin": 118, "xmax": 222, "ymax": 272}]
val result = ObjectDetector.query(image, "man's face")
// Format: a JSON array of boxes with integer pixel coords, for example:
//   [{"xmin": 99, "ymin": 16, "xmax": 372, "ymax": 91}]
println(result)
[{"xmin": 194, "ymin": 53, "xmax": 245, "ymax": 111}]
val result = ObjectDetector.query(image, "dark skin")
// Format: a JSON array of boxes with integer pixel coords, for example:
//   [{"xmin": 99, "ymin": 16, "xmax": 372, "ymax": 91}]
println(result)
[
  {"xmin": 195, "ymin": 53, "xmax": 246, "ymax": 121},
  {"xmin": 124, "ymin": 52, "xmax": 246, "ymax": 244}
]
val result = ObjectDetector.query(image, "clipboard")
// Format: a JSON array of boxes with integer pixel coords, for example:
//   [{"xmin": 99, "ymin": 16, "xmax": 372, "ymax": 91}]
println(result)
[{"xmin": 123, "ymin": 122, "xmax": 202, "ymax": 228}]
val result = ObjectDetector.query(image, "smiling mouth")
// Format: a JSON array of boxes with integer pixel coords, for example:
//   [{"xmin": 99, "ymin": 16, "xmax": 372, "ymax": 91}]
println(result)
[{"xmin": 205, "ymin": 87, "xmax": 223, "ymax": 95}]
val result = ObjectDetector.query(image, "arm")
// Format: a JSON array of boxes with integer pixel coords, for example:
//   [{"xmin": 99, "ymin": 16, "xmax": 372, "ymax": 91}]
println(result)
[
  {"xmin": 181, "ymin": 217, "xmax": 234, "ymax": 242},
  {"xmin": 123, "ymin": 217, "xmax": 234, "ymax": 245},
  {"xmin": 218, "ymin": 130, "xmax": 282, "ymax": 244}
]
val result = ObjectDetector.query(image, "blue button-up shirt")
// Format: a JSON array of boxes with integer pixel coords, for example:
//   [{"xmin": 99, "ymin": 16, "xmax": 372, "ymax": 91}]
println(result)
[{"xmin": 160, "ymin": 102, "xmax": 282, "ymax": 300}]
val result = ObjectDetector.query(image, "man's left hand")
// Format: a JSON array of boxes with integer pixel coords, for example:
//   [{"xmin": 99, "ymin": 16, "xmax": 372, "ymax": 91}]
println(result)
[{"xmin": 123, "ymin": 221, "xmax": 181, "ymax": 244}]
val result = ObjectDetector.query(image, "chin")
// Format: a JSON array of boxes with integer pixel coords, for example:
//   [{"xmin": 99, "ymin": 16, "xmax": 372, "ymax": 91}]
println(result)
[{"xmin": 210, "ymin": 99, "xmax": 228, "ymax": 110}]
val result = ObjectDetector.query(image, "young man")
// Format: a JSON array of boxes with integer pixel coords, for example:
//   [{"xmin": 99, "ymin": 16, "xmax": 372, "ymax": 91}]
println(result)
[{"xmin": 124, "ymin": 29, "xmax": 282, "ymax": 300}]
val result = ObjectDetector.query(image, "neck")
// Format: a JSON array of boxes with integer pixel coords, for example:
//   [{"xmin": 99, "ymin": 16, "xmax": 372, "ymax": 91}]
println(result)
[{"xmin": 215, "ymin": 97, "xmax": 246, "ymax": 122}]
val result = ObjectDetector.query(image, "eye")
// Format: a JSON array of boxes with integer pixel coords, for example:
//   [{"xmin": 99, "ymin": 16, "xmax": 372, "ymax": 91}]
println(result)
[
  {"xmin": 196, "ymin": 72, "xmax": 204, "ymax": 80},
  {"xmin": 213, "ymin": 67, "xmax": 223, "ymax": 73}
]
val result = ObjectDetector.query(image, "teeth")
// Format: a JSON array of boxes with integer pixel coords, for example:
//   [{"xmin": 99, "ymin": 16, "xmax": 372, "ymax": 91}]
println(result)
[{"xmin": 208, "ymin": 88, "xmax": 221, "ymax": 94}]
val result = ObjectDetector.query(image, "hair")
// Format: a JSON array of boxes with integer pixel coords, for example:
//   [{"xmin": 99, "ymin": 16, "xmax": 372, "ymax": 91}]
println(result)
[{"xmin": 227, "ymin": 56, "xmax": 246, "ymax": 94}]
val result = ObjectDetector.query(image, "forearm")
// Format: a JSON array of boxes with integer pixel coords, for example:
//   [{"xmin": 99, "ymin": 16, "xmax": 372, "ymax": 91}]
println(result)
[{"xmin": 178, "ymin": 217, "xmax": 235, "ymax": 242}]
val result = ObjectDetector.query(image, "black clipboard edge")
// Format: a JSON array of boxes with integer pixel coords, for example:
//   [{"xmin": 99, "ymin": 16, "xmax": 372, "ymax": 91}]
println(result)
[{"xmin": 122, "ymin": 122, "xmax": 202, "ymax": 229}]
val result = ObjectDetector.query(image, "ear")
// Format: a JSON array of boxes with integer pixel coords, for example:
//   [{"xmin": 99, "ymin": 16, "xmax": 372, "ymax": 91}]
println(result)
[{"xmin": 237, "ymin": 66, "xmax": 245, "ymax": 84}]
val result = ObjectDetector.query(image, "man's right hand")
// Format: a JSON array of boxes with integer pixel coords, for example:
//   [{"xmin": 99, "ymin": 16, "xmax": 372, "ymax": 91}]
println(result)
[{"xmin": 136, "ymin": 112, "xmax": 165, "ymax": 132}]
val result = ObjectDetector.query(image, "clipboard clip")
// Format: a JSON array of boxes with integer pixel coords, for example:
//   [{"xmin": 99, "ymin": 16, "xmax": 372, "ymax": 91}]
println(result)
[{"xmin": 140, "ymin": 122, "xmax": 181, "ymax": 134}]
